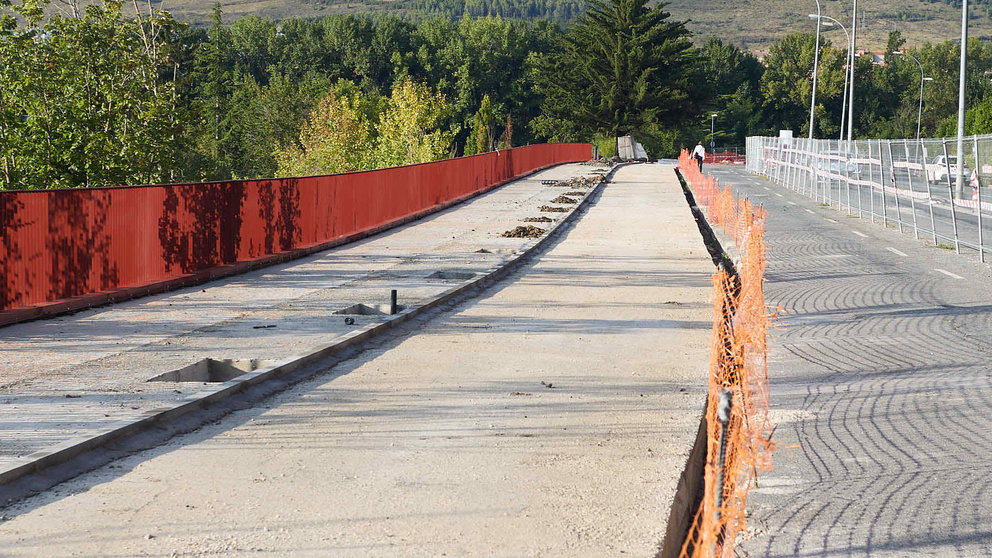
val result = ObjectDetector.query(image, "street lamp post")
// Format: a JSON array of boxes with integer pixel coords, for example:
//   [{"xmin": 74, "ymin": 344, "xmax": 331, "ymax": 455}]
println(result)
[
  {"xmin": 810, "ymin": 15, "xmax": 851, "ymax": 141},
  {"xmin": 710, "ymin": 113, "xmax": 718, "ymax": 151},
  {"xmin": 893, "ymin": 51, "xmax": 933, "ymax": 141},
  {"xmin": 849, "ymin": 0, "xmax": 858, "ymax": 142},
  {"xmin": 809, "ymin": 0, "xmax": 822, "ymax": 140},
  {"xmin": 956, "ymin": 0, "xmax": 969, "ymax": 198}
]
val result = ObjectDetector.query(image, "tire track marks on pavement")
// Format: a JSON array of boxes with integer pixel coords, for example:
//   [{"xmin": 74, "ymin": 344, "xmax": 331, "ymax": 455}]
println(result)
[{"xmin": 709, "ymin": 167, "xmax": 992, "ymax": 557}]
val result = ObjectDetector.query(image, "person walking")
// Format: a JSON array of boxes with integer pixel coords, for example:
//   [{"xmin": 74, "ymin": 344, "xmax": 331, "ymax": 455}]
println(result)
[{"xmin": 692, "ymin": 141, "xmax": 706, "ymax": 172}]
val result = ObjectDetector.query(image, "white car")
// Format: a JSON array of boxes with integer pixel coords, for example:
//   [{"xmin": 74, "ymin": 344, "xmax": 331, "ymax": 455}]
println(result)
[{"xmin": 926, "ymin": 155, "xmax": 971, "ymax": 182}]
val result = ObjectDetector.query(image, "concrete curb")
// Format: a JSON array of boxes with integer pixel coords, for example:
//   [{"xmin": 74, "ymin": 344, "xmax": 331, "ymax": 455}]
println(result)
[
  {"xmin": 0, "ymin": 163, "xmax": 625, "ymax": 505},
  {"xmin": 658, "ymin": 166, "xmax": 734, "ymax": 558}
]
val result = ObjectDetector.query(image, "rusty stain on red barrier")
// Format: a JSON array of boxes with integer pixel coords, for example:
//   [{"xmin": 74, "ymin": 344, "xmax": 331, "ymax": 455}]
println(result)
[{"xmin": 0, "ymin": 143, "xmax": 591, "ymax": 324}]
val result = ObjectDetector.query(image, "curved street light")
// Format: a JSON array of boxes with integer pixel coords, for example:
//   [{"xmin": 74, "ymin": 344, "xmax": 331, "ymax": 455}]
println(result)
[
  {"xmin": 850, "ymin": 0, "xmax": 858, "ymax": 142},
  {"xmin": 893, "ymin": 51, "xmax": 933, "ymax": 141},
  {"xmin": 809, "ymin": 14, "xmax": 851, "ymax": 141},
  {"xmin": 809, "ymin": 0, "xmax": 822, "ymax": 140}
]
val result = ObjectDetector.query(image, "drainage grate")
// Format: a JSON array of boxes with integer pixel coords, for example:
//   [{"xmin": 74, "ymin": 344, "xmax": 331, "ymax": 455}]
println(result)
[{"xmin": 147, "ymin": 358, "xmax": 272, "ymax": 383}]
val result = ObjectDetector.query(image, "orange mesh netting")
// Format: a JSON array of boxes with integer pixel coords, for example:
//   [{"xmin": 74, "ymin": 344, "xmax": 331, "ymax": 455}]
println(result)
[{"xmin": 676, "ymin": 149, "xmax": 773, "ymax": 557}]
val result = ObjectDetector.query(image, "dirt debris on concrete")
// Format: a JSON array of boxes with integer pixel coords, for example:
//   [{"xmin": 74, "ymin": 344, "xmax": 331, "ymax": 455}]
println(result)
[
  {"xmin": 550, "ymin": 196, "xmax": 577, "ymax": 205},
  {"xmin": 545, "ymin": 175, "xmax": 603, "ymax": 189},
  {"xmin": 502, "ymin": 225, "xmax": 546, "ymax": 238},
  {"xmin": 0, "ymin": 164, "xmax": 604, "ymax": 476},
  {"xmin": 540, "ymin": 205, "xmax": 569, "ymax": 213},
  {"xmin": 0, "ymin": 164, "xmax": 713, "ymax": 558},
  {"xmin": 564, "ymin": 191, "xmax": 586, "ymax": 197},
  {"xmin": 523, "ymin": 216, "xmax": 554, "ymax": 223}
]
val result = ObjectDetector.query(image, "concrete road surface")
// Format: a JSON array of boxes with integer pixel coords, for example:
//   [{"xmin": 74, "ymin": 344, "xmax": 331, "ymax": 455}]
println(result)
[
  {"xmin": 707, "ymin": 166, "xmax": 992, "ymax": 557},
  {"xmin": 0, "ymin": 163, "xmax": 599, "ymax": 472},
  {"xmin": 0, "ymin": 164, "xmax": 715, "ymax": 556}
]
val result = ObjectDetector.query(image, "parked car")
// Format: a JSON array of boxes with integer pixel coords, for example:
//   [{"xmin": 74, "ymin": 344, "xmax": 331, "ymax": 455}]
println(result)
[
  {"xmin": 926, "ymin": 155, "xmax": 971, "ymax": 182},
  {"xmin": 814, "ymin": 151, "xmax": 860, "ymax": 175}
]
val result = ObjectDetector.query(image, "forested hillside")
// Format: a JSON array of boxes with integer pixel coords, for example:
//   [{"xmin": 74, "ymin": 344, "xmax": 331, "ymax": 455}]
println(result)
[
  {"xmin": 8, "ymin": 0, "xmax": 992, "ymax": 192},
  {"xmin": 127, "ymin": 0, "xmax": 992, "ymax": 49}
]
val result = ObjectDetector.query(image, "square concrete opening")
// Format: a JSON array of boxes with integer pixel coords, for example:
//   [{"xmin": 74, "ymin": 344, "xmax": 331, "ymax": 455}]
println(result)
[
  {"xmin": 334, "ymin": 303, "xmax": 384, "ymax": 315},
  {"xmin": 426, "ymin": 270, "xmax": 476, "ymax": 281},
  {"xmin": 147, "ymin": 358, "xmax": 272, "ymax": 383},
  {"xmin": 334, "ymin": 303, "xmax": 405, "ymax": 316}
]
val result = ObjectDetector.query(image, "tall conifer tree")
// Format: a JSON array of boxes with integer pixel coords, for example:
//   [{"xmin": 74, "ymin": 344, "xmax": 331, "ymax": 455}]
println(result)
[{"xmin": 532, "ymin": 0, "xmax": 694, "ymax": 139}]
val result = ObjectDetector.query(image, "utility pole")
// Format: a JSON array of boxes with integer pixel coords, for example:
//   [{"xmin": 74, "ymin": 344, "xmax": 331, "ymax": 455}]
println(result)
[
  {"xmin": 848, "ymin": 0, "xmax": 858, "ymax": 142},
  {"xmin": 956, "ymin": 0, "xmax": 969, "ymax": 199},
  {"xmin": 809, "ymin": 0, "xmax": 822, "ymax": 140}
]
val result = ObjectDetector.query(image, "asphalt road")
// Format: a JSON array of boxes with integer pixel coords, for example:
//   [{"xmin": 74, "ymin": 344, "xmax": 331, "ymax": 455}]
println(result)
[
  {"xmin": 707, "ymin": 166, "xmax": 992, "ymax": 557},
  {"xmin": 762, "ymin": 160, "xmax": 992, "ymax": 256}
]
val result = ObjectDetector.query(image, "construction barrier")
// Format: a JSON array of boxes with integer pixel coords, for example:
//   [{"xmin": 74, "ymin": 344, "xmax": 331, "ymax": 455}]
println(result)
[
  {"xmin": 708, "ymin": 150, "xmax": 745, "ymax": 165},
  {"xmin": 676, "ymin": 149, "xmax": 773, "ymax": 558},
  {"xmin": 0, "ymin": 143, "xmax": 591, "ymax": 322}
]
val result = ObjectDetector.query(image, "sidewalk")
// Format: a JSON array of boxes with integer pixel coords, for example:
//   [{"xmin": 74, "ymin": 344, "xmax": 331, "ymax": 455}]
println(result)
[
  {"xmin": 0, "ymin": 163, "xmax": 603, "ymax": 472},
  {"xmin": 0, "ymin": 164, "xmax": 716, "ymax": 555}
]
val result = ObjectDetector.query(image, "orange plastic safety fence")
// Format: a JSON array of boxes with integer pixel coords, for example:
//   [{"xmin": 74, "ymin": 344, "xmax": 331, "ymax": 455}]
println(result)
[{"xmin": 676, "ymin": 149, "xmax": 773, "ymax": 558}]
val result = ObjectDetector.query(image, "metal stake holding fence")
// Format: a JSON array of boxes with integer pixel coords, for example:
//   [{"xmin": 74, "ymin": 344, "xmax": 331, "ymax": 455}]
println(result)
[
  {"xmin": 922, "ymin": 140, "xmax": 938, "ymax": 246},
  {"xmin": 941, "ymin": 139, "xmax": 962, "ymax": 253},
  {"xmin": 886, "ymin": 140, "xmax": 905, "ymax": 233},
  {"xmin": 869, "ymin": 141, "xmax": 877, "ymax": 224},
  {"xmin": 975, "ymin": 136, "xmax": 986, "ymax": 262},
  {"xmin": 857, "ymin": 142, "xmax": 864, "ymax": 218},
  {"xmin": 879, "ymin": 140, "xmax": 890, "ymax": 227},
  {"xmin": 904, "ymin": 140, "xmax": 921, "ymax": 240},
  {"xmin": 713, "ymin": 388, "xmax": 733, "ymax": 557},
  {"xmin": 844, "ymin": 145, "xmax": 853, "ymax": 216}
]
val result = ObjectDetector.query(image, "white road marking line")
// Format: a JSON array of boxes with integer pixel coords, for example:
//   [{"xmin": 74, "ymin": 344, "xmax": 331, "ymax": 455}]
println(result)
[
  {"xmin": 853, "ymin": 231, "xmax": 868, "ymax": 238},
  {"xmin": 775, "ymin": 193, "xmax": 784, "ymax": 197},
  {"xmin": 825, "ymin": 218, "xmax": 838, "ymax": 223},
  {"xmin": 763, "ymin": 186, "xmax": 772, "ymax": 191},
  {"xmin": 804, "ymin": 209, "xmax": 816, "ymax": 214},
  {"xmin": 886, "ymin": 247, "xmax": 908, "ymax": 257},
  {"xmin": 787, "ymin": 201, "xmax": 797, "ymax": 206},
  {"xmin": 934, "ymin": 268, "xmax": 964, "ymax": 280}
]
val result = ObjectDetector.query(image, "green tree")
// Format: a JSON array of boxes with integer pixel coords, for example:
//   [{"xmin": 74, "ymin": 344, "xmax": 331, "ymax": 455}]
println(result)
[
  {"xmin": 466, "ymin": 94, "xmax": 498, "ymax": 155},
  {"xmin": 531, "ymin": 0, "xmax": 694, "ymax": 140},
  {"xmin": 374, "ymin": 78, "xmax": 455, "ymax": 167},
  {"xmin": 686, "ymin": 37, "xmax": 765, "ymax": 147},
  {"xmin": 0, "ymin": 0, "xmax": 180, "ymax": 189},
  {"xmin": 274, "ymin": 84, "xmax": 374, "ymax": 176},
  {"xmin": 760, "ymin": 33, "xmax": 818, "ymax": 137}
]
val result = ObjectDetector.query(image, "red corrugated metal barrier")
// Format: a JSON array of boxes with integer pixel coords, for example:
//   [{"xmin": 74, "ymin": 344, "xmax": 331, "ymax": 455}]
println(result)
[{"xmin": 0, "ymin": 143, "xmax": 591, "ymax": 323}]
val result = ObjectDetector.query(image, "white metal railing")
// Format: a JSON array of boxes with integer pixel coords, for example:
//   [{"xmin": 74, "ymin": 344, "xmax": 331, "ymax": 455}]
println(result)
[{"xmin": 746, "ymin": 134, "xmax": 992, "ymax": 261}]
